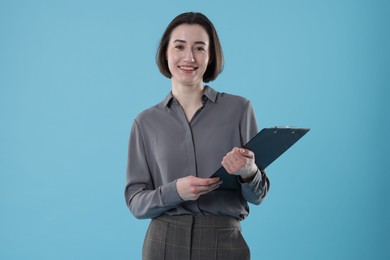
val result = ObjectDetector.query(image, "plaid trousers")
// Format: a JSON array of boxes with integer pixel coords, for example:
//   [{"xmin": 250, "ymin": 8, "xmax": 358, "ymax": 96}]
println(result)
[{"xmin": 142, "ymin": 214, "xmax": 250, "ymax": 260}]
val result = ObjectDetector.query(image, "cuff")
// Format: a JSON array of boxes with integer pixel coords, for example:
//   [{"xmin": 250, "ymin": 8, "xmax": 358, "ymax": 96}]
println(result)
[
  {"xmin": 161, "ymin": 179, "xmax": 183, "ymax": 206},
  {"xmin": 238, "ymin": 168, "xmax": 262, "ymax": 187}
]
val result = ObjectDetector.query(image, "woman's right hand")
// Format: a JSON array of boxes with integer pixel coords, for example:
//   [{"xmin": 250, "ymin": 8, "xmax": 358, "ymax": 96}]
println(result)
[{"xmin": 176, "ymin": 176, "xmax": 222, "ymax": 201}]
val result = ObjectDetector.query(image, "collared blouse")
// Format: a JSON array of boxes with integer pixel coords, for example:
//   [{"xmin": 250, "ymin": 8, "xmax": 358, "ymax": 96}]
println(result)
[{"xmin": 125, "ymin": 86, "xmax": 269, "ymax": 220}]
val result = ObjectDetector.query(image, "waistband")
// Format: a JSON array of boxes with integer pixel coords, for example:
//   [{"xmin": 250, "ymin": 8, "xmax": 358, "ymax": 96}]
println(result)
[{"xmin": 153, "ymin": 214, "xmax": 240, "ymax": 229}]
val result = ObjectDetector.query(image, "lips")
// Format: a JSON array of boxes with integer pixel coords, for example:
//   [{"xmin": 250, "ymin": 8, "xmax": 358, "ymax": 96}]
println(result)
[{"xmin": 178, "ymin": 66, "xmax": 198, "ymax": 72}]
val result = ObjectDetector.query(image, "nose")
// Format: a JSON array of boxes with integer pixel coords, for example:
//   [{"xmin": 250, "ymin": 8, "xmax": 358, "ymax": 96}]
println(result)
[{"xmin": 184, "ymin": 48, "xmax": 195, "ymax": 62}]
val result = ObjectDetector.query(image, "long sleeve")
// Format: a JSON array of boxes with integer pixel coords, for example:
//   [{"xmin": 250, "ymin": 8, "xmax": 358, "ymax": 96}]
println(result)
[
  {"xmin": 124, "ymin": 86, "xmax": 269, "ymax": 220},
  {"xmin": 124, "ymin": 120, "xmax": 183, "ymax": 219},
  {"xmin": 239, "ymin": 101, "xmax": 270, "ymax": 205}
]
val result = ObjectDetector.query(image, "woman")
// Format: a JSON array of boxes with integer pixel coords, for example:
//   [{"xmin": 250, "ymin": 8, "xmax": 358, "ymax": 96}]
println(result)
[{"xmin": 125, "ymin": 12, "xmax": 270, "ymax": 260}]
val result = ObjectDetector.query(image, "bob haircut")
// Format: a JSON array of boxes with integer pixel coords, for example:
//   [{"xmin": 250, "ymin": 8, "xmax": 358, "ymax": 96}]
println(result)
[{"xmin": 156, "ymin": 12, "xmax": 224, "ymax": 83}]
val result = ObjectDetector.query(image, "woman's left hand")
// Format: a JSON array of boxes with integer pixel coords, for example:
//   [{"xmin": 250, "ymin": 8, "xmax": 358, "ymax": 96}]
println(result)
[{"xmin": 221, "ymin": 147, "xmax": 258, "ymax": 182}]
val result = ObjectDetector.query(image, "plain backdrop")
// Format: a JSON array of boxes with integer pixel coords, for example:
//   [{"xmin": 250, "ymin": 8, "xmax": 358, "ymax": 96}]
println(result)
[{"xmin": 1, "ymin": 0, "xmax": 389, "ymax": 259}]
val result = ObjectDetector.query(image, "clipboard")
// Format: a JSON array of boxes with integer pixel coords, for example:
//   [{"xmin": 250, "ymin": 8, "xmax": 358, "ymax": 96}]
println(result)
[{"xmin": 211, "ymin": 127, "xmax": 310, "ymax": 190}]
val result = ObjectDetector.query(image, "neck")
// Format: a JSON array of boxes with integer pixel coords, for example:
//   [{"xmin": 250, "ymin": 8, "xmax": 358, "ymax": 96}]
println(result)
[{"xmin": 171, "ymin": 81, "xmax": 204, "ymax": 109}]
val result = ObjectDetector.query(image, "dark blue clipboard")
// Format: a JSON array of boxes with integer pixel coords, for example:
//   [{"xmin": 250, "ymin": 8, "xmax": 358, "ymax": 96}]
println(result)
[{"xmin": 211, "ymin": 127, "xmax": 310, "ymax": 190}]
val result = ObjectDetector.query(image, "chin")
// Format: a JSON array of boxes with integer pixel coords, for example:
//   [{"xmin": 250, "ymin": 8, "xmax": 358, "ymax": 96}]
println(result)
[{"xmin": 174, "ymin": 76, "xmax": 202, "ymax": 86}]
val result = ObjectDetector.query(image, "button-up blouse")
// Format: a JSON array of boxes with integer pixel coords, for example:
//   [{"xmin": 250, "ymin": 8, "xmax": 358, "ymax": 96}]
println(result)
[{"xmin": 125, "ymin": 86, "xmax": 270, "ymax": 220}]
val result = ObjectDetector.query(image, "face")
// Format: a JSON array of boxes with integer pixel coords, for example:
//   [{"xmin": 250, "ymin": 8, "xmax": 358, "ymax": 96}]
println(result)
[{"xmin": 166, "ymin": 24, "xmax": 210, "ymax": 87}]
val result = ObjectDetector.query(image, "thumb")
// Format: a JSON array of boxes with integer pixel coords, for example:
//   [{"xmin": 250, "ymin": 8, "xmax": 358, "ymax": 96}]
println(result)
[{"xmin": 239, "ymin": 148, "xmax": 254, "ymax": 159}]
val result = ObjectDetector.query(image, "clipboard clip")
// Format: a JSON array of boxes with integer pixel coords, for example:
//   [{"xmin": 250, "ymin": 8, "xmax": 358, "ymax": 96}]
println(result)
[{"xmin": 273, "ymin": 126, "xmax": 299, "ymax": 134}]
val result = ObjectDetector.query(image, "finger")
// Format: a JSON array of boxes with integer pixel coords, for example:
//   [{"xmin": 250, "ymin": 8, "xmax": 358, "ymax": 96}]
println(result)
[
  {"xmin": 239, "ymin": 148, "xmax": 254, "ymax": 159},
  {"xmin": 193, "ymin": 177, "xmax": 220, "ymax": 186},
  {"xmin": 224, "ymin": 155, "xmax": 236, "ymax": 165},
  {"xmin": 194, "ymin": 181, "xmax": 222, "ymax": 194},
  {"xmin": 209, "ymin": 182, "xmax": 221, "ymax": 191},
  {"xmin": 230, "ymin": 148, "xmax": 244, "ymax": 160},
  {"xmin": 226, "ymin": 149, "xmax": 247, "ymax": 165},
  {"xmin": 221, "ymin": 161, "xmax": 234, "ymax": 173},
  {"xmin": 221, "ymin": 157, "xmax": 230, "ymax": 168},
  {"xmin": 227, "ymin": 151, "xmax": 246, "ymax": 165},
  {"xmin": 230, "ymin": 150, "xmax": 241, "ymax": 162},
  {"xmin": 204, "ymin": 177, "xmax": 221, "ymax": 185},
  {"xmin": 231, "ymin": 150, "xmax": 247, "ymax": 164},
  {"xmin": 205, "ymin": 180, "xmax": 223, "ymax": 190},
  {"xmin": 198, "ymin": 182, "xmax": 222, "ymax": 196}
]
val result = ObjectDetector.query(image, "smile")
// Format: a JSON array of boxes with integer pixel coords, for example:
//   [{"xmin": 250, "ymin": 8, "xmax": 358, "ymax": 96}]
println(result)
[{"xmin": 178, "ymin": 66, "xmax": 198, "ymax": 71}]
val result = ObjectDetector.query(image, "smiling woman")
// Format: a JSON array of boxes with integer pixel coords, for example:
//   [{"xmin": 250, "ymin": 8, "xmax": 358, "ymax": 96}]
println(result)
[
  {"xmin": 124, "ymin": 12, "xmax": 270, "ymax": 260},
  {"xmin": 156, "ymin": 12, "xmax": 223, "ymax": 83},
  {"xmin": 167, "ymin": 24, "xmax": 210, "ymax": 91}
]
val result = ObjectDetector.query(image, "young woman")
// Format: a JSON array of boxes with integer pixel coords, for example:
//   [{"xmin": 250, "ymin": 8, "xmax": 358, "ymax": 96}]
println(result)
[{"xmin": 125, "ymin": 12, "xmax": 270, "ymax": 260}]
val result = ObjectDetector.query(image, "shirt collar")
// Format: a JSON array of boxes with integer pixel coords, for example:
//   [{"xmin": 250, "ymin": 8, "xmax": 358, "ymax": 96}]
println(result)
[
  {"xmin": 203, "ymin": 85, "xmax": 218, "ymax": 103},
  {"xmin": 162, "ymin": 85, "xmax": 218, "ymax": 108},
  {"xmin": 162, "ymin": 92, "xmax": 174, "ymax": 108}
]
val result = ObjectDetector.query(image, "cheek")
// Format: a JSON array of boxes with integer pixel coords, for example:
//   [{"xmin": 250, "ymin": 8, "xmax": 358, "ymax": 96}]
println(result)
[
  {"xmin": 200, "ymin": 56, "xmax": 210, "ymax": 69},
  {"xmin": 167, "ymin": 51, "xmax": 179, "ymax": 65},
  {"xmin": 166, "ymin": 53, "xmax": 176, "ymax": 71},
  {"xmin": 200, "ymin": 53, "xmax": 210, "ymax": 64}
]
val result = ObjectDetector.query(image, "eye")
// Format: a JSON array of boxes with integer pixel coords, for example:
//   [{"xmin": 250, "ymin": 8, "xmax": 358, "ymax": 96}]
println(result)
[
  {"xmin": 175, "ymin": 45, "xmax": 184, "ymax": 50},
  {"xmin": 195, "ymin": 46, "xmax": 205, "ymax": 51}
]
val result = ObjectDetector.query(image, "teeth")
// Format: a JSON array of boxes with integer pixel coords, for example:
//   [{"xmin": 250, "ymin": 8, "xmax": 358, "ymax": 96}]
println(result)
[{"xmin": 180, "ymin": 66, "xmax": 195, "ymax": 71}]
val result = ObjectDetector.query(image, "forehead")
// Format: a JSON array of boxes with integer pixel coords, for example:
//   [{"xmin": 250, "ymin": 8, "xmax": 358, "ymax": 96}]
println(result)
[{"xmin": 170, "ymin": 24, "xmax": 209, "ymax": 44}]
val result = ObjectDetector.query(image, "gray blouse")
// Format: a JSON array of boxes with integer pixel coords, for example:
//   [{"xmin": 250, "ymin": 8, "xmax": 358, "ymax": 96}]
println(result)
[{"xmin": 125, "ymin": 86, "xmax": 270, "ymax": 220}]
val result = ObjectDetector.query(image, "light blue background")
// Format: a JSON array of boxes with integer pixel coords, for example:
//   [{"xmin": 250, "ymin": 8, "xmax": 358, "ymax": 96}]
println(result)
[{"xmin": 1, "ymin": 0, "xmax": 389, "ymax": 259}]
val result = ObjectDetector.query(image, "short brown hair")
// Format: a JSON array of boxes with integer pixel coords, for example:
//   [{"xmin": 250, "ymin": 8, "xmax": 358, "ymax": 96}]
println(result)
[{"xmin": 156, "ymin": 12, "xmax": 224, "ymax": 83}]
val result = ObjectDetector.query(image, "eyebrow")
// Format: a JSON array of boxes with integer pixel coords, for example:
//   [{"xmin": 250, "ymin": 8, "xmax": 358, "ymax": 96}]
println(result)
[{"xmin": 173, "ymin": 39, "xmax": 207, "ymax": 45}]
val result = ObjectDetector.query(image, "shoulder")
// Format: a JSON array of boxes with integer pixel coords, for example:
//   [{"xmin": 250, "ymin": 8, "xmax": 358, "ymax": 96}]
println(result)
[
  {"xmin": 218, "ymin": 92, "xmax": 249, "ymax": 104},
  {"xmin": 216, "ymin": 91, "xmax": 251, "ymax": 111},
  {"xmin": 206, "ymin": 85, "xmax": 250, "ymax": 107},
  {"xmin": 134, "ymin": 102, "xmax": 164, "ymax": 126}
]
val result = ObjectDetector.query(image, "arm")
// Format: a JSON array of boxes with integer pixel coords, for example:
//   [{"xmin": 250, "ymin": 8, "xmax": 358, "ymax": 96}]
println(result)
[
  {"xmin": 222, "ymin": 147, "xmax": 270, "ymax": 205},
  {"xmin": 221, "ymin": 101, "xmax": 270, "ymax": 205},
  {"xmin": 239, "ymin": 168, "xmax": 270, "ymax": 205},
  {"xmin": 124, "ymin": 120, "xmax": 222, "ymax": 219},
  {"xmin": 124, "ymin": 120, "xmax": 183, "ymax": 219}
]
